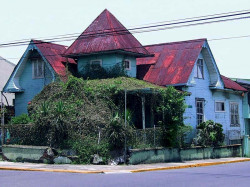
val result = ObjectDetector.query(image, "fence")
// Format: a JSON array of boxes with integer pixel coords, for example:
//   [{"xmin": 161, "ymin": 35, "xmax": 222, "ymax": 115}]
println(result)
[{"xmin": 133, "ymin": 127, "xmax": 162, "ymax": 147}]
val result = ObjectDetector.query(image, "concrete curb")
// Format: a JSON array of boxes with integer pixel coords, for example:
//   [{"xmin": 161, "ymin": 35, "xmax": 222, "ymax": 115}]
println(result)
[
  {"xmin": 131, "ymin": 158, "xmax": 250, "ymax": 173},
  {"xmin": 0, "ymin": 167, "xmax": 104, "ymax": 174},
  {"xmin": 0, "ymin": 158, "xmax": 250, "ymax": 174}
]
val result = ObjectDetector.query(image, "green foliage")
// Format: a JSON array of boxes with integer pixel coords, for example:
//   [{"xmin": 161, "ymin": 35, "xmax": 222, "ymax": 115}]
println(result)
[
  {"xmin": 10, "ymin": 114, "xmax": 32, "ymax": 124},
  {"xmin": 196, "ymin": 120, "xmax": 225, "ymax": 147},
  {"xmin": 156, "ymin": 86, "xmax": 187, "ymax": 147},
  {"xmin": 80, "ymin": 63, "xmax": 127, "ymax": 80},
  {"xmin": 70, "ymin": 135, "xmax": 110, "ymax": 164},
  {"xmin": 105, "ymin": 113, "xmax": 135, "ymax": 150}
]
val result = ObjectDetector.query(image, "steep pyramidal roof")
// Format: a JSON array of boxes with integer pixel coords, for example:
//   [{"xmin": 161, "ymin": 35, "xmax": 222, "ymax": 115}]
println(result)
[{"xmin": 64, "ymin": 9, "xmax": 150, "ymax": 57}]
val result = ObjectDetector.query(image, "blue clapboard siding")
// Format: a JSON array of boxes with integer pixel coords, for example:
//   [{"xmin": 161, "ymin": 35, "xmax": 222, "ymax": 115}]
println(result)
[
  {"xmin": 14, "ymin": 59, "xmax": 53, "ymax": 116},
  {"xmin": 77, "ymin": 53, "xmax": 136, "ymax": 77},
  {"xmin": 183, "ymin": 52, "xmax": 245, "ymax": 142}
]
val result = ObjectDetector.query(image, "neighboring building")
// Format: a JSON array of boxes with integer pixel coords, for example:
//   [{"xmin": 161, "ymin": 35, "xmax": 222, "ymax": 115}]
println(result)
[
  {"xmin": 232, "ymin": 79, "xmax": 250, "ymax": 136},
  {"xmin": 137, "ymin": 39, "xmax": 247, "ymax": 143},
  {"xmin": 3, "ymin": 40, "xmax": 76, "ymax": 116},
  {"xmin": 0, "ymin": 56, "xmax": 15, "ymax": 106}
]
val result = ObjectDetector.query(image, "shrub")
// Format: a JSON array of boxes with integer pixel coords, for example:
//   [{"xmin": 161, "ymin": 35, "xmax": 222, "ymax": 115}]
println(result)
[
  {"xmin": 196, "ymin": 120, "xmax": 225, "ymax": 147},
  {"xmin": 156, "ymin": 87, "xmax": 187, "ymax": 147},
  {"xmin": 70, "ymin": 135, "xmax": 110, "ymax": 164},
  {"xmin": 10, "ymin": 114, "xmax": 32, "ymax": 124}
]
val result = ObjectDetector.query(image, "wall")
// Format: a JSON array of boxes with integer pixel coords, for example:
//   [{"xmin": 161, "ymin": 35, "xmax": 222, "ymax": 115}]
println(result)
[
  {"xmin": 128, "ymin": 145, "xmax": 242, "ymax": 165},
  {"xmin": 15, "ymin": 59, "xmax": 53, "ymax": 116},
  {"xmin": 77, "ymin": 53, "xmax": 136, "ymax": 77},
  {"xmin": 0, "ymin": 57, "xmax": 15, "ymax": 105},
  {"xmin": 183, "ymin": 53, "xmax": 244, "ymax": 143}
]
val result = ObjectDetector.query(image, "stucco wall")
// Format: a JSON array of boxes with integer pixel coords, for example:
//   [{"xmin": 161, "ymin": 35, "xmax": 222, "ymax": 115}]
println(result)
[
  {"xmin": 128, "ymin": 145, "xmax": 242, "ymax": 165},
  {"xmin": 77, "ymin": 53, "xmax": 136, "ymax": 77},
  {"xmin": 15, "ymin": 59, "xmax": 53, "ymax": 116},
  {"xmin": 0, "ymin": 57, "xmax": 15, "ymax": 105},
  {"xmin": 183, "ymin": 53, "xmax": 244, "ymax": 142}
]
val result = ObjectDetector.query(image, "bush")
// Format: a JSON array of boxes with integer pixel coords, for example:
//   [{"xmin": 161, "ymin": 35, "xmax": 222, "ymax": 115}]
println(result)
[
  {"xmin": 70, "ymin": 135, "xmax": 110, "ymax": 164},
  {"xmin": 196, "ymin": 120, "xmax": 225, "ymax": 147},
  {"xmin": 156, "ymin": 87, "xmax": 187, "ymax": 147},
  {"xmin": 10, "ymin": 114, "xmax": 32, "ymax": 124}
]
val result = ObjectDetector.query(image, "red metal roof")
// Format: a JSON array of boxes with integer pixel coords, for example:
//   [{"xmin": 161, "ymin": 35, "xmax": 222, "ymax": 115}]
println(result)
[
  {"xmin": 33, "ymin": 40, "xmax": 76, "ymax": 78},
  {"xmin": 221, "ymin": 75, "xmax": 247, "ymax": 91},
  {"xmin": 137, "ymin": 39, "xmax": 206, "ymax": 86},
  {"xmin": 64, "ymin": 9, "xmax": 150, "ymax": 57}
]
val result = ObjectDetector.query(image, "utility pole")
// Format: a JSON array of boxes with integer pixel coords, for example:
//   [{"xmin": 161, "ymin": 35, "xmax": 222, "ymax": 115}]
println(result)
[{"xmin": 1, "ymin": 91, "xmax": 5, "ymax": 146}]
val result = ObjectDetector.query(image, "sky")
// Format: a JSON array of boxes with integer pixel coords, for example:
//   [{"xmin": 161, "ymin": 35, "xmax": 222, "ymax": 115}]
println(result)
[{"xmin": 0, "ymin": 0, "xmax": 249, "ymax": 79}]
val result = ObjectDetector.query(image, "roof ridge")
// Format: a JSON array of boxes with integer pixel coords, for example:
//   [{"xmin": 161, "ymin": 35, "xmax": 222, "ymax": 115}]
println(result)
[
  {"xmin": 32, "ymin": 39, "xmax": 68, "ymax": 48},
  {"xmin": 144, "ymin": 38, "xmax": 207, "ymax": 48}
]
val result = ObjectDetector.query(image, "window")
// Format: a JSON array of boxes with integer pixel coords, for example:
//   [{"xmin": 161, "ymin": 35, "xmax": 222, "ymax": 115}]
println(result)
[
  {"xmin": 195, "ymin": 59, "xmax": 204, "ymax": 79},
  {"xmin": 196, "ymin": 98, "xmax": 204, "ymax": 125},
  {"xmin": 90, "ymin": 59, "xmax": 102, "ymax": 70},
  {"xmin": 215, "ymin": 101, "xmax": 225, "ymax": 112},
  {"xmin": 123, "ymin": 59, "xmax": 131, "ymax": 70},
  {"xmin": 230, "ymin": 102, "xmax": 240, "ymax": 126},
  {"xmin": 32, "ymin": 59, "xmax": 44, "ymax": 79}
]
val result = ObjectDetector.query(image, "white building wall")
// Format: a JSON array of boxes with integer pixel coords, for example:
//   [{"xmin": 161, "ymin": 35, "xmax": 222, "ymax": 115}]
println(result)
[{"xmin": 0, "ymin": 56, "xmax": 15, "ymax": 105}]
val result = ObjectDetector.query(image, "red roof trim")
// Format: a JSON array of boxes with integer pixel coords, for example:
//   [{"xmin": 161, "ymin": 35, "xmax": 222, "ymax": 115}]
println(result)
[{"xmin": 221, "ymin": 75, "xmax": 247, "ymax": 92}]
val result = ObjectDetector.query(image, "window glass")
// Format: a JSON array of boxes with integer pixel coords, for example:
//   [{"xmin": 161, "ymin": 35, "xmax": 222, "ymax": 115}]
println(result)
[
  {"xmin": 33, "ymin": 59, "xmax": 44, "ymax": 79},
  {"xmin": 90, "ymin": 60, "xmax": 102, "ymax": 70},
  {"xmin": 230, "ymin": 103, "xmax": 240, "ymax": 126},
  {"xmin": 196, "ymin": 99, "xmax": 204, "ymax": 125},
  {"xmin": 215, "ymin": 102, "xmax": 225, "ymax": 112},
  {"xmin": 196, "ymin": 59, "xmax": 204, "ymax": 79},
  {"xmin": 124, "ymin": 60, "xmax": 130, "ymax": 70}
]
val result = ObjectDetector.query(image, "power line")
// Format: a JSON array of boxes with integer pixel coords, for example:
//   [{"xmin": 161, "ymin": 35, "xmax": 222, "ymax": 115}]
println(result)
[
  {"xmin": 4, "ymin": 34, "xmax": 250, "ymax": 61},
  {"xmin": 2, "ymin": 9, "xmax": 250, "ymax": 45},
  {"xmin": 1, "ymin": 9, "xmax": 250, "ymax": 48}
]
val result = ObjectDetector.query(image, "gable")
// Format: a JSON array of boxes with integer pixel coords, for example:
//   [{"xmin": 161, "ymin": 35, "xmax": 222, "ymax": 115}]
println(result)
[{"xmin": 187, "ymin": 42, "xmax": 224, "ymax": 89}]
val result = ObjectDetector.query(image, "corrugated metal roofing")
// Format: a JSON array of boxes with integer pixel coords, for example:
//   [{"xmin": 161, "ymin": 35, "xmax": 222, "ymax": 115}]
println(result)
[
  {"xmin": 137, "ymin": 39, "xmax": 206, "ymax": 86},
  {"xmin": 64, "ymin": 9, "xmax": 150, "ymax": 57},
  {"xmin": 33, "ymin": 40, "xmax": 76, "ymax": 77},
  {"xmin": 221, "ymin": 75, "xmax": 247, "ymax": 92}
]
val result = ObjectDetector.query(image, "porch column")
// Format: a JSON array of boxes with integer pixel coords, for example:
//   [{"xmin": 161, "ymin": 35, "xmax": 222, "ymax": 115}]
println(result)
[{"xmin": 141, "ymin": 95, "xmax": 146, "ymax": 130}]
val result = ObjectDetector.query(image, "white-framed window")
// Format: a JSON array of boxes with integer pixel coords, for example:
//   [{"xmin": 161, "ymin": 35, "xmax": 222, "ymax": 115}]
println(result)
[
  {"xmin": 215, "ymin": 101, "xmax": 225, "ymax": 112},
  {"xmin": 230, "ymin": 102, "xmax": 240, "ymax": 127},
  {"xmin": 123, "ymin": 59, "xmax": 131, "ymax": 70},
  {"xmin": 90, "ymin": 59, "xmax": 102, "ymax": 70},
  {"xmin": 195, "ymin": 59, "xmax": 204, "ymax": 79},
  {"xmin": 32, "ymin": 59, "xmax": 44, "ymax": 79},
  {"xmin": 196, "ymin": 98, "xmax": 204, "ymax": 125}
]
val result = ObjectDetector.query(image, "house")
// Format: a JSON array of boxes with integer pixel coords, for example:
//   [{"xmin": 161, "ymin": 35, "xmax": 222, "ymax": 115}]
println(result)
[
  {"xmin": 0, "ymin": 56, "xmax": 15, "ymax": 106},
  {"xmin": 3, "ymin": 40, "xmax": 76, "ymax": 116},
  {"xmin": 137, "ymin": 39, "xmax": 247, "ymax": 143},
  {"xmin": 231, "ymin": 79, "xmax": 250, "ymax": 136},
  {"xmin": 3, "ymin": 9, "xmax": 247, "ymax": 144}
]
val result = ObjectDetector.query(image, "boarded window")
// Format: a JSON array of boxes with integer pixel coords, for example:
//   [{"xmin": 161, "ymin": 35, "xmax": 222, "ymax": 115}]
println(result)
[
  {"xmin": 230, "ymin": 103, "xmax": 240, "ymax": 126},
  {"xmin": 196, "ymin": 98, "xmax": 204, "ymax": 125},
  {"xmin": 195, "ymin": 59, "xmax": 204, "ymax": 79},
  {"xmin": 215, "ymin": 101, "xmax": 225, "ymax": 112},
  {"xmin": 32, "ymin": 59, "xmax": 44, "ymax": 79}
]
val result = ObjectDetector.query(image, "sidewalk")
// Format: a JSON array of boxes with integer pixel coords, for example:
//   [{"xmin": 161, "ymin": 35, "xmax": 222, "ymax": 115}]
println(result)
[{"xmin": 1, "ymin": 157, "xmax": 250, "ymax": 174}]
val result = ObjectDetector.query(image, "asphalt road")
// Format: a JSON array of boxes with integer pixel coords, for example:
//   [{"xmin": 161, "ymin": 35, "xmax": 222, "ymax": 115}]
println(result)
[{"xmin": 1, "ymin": 161, "xmax": 250, "ymax": 187}]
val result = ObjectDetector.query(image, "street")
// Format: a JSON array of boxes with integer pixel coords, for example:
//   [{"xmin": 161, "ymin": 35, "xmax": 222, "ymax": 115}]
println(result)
[{"xmin": 1, "ymin": 161, "xmax": 250, "ymax": 187}]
